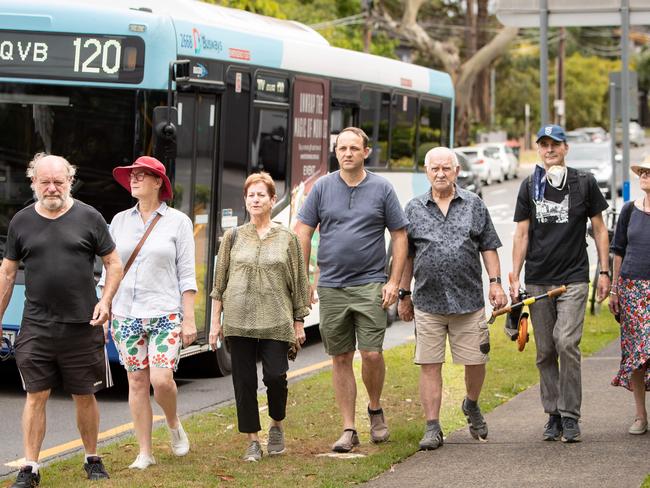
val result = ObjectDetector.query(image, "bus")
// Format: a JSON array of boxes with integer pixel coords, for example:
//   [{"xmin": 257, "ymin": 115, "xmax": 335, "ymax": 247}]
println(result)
[{"xmin": 0, "ymin": 0, "xmax": 454, "ymax": 376}]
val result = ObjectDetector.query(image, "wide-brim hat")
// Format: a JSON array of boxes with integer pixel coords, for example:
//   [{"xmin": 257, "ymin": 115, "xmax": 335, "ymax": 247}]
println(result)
[
  {"xmin": 113, "ymin": 156, "xmax": 173, "ymax": 201},
  {"xmin": 631, "ymin": 154, "xmax": 650, "ymax": 176}
]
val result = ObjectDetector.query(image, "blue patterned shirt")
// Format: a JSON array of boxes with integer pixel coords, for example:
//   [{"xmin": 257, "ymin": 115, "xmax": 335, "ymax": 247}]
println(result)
[{"xmin": 405, "ymin": 185, "xmax": 501, "ymax": 315}]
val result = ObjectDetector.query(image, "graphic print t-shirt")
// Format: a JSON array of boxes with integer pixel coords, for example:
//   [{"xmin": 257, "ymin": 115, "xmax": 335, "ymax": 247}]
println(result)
[{"xmin": 513, "ymin": 168, "xmax": 608, "ymax": 284}]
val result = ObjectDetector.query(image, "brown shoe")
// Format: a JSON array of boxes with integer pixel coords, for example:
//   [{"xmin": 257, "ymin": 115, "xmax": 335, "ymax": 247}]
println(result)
[
  {"xmin": 368, "ymin": 406, "xmax": 390, "ymax": 443},
  {"xmin": 332, "ymin": 429, "xmax": 360, "ymax": 453}
]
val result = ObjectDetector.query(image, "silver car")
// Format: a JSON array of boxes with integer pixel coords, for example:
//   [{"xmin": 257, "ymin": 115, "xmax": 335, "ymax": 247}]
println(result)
[
  {"xmin": 615, "ymin": 121, "xmax": 645, "ymax": 147},
  {"xmin": 565, "ymin": 142, "xmax": 622, "ymax": 198},
  {"xmin": 455, "ymin": 146, "xmax": 504, "ymax": 185}
]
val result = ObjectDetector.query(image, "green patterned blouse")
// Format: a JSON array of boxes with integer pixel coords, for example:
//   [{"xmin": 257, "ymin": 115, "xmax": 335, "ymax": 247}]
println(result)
[{"xmin": 210, "ymin": 223, "xmax": 311, "ymax": 343}]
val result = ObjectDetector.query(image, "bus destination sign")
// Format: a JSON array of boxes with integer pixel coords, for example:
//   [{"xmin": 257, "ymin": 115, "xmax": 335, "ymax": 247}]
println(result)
[{"xmin": 0, "ymin": 30, "xmax": 145, "ymax": 84}]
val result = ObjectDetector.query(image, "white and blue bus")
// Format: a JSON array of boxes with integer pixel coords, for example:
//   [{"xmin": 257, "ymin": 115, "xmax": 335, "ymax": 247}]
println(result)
[{"xmin": 0, "ymin": 0, "xmax": 454, "ymax": 375}]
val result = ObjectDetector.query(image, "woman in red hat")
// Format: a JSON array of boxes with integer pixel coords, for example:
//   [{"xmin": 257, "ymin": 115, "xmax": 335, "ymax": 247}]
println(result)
[
  {"xmin": 99, "ymin": 156, "xmax": 197, "ymax": 469},
  {"xmin": 609, "ymin": 156, "xmax": 650, "ymax": 435}
]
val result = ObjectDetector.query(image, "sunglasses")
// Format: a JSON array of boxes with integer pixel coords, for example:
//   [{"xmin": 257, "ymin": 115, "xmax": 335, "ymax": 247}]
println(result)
[
  {"xmin": 637, "ymin": 168, "xmax": 650, "ymax": 178},
  {"xmin": 129, "ymin": 171, "xmax": 153, "ymax": 182}
]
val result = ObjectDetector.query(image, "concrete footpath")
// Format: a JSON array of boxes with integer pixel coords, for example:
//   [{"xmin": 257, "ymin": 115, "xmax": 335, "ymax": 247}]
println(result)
[{"xmin": 365, "ymin": 341, "xmax": 649, "ymax": 488}]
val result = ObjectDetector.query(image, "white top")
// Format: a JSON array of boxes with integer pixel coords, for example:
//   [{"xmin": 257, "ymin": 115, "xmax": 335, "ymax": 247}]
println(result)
[{"xmin": 100, "ymin": 202, "xmax": 197, "ymax": 318}]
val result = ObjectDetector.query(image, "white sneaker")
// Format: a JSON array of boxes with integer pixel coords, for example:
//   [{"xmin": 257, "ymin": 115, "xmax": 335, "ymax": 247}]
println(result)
[
  {"xmin": 169, "ymin": 421, "xmax": 190, "ymax": 456},
  {"xmin": 629, "ymin": 417, "xmax": 648, "ymax": 435},
  {"xmin": 129, "ymin": 453, "xmax": 156, "ymax": 470}
]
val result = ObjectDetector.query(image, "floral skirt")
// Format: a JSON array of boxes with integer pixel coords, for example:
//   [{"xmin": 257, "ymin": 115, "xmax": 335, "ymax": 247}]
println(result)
[{"xmin": 611, "ymin": 278, "xmax": 650, "ymax": 391}]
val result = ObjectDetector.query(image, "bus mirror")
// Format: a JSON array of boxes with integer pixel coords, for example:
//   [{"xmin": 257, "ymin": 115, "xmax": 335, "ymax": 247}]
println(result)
[
  {"xmin": 174, "ymin": 60, "xmax": 190, "ymax": 82},
  {"xmin": 153, "ymin": 105, "xmax": 178, "ymax": 162}
]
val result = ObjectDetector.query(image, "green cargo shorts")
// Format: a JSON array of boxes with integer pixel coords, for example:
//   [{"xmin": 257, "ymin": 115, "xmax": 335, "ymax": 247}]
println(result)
[{"xmin": 317, "ymin": 282, "xmax": 387, "ymax": 356}]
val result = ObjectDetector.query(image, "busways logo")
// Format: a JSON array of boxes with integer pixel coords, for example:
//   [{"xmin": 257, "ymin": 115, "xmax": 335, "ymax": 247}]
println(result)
[{"xmin": 192, "ymin": 28, "xmax": 223, "ymax": 55}]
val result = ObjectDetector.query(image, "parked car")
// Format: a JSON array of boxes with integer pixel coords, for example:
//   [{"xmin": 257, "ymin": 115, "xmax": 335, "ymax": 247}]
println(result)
[
  {"xmin": 565, "ymin": 130, "xmax": 591, "ymax": 143},
  {"xmin": 478, "ymin": 142, "xmax": 519, "ymax": 180},
  {"xmin": 615, "ymin": 121, "xmax": 645, "ymax": 147},
  {"xmin": 565, "ymin": 142, "xmax": 622, "ymax": 198},
  {"xmin": 454, "ymin": 150, "xmax": 482, "ymax": 198},
  {"xmin": 574, "ymin": 127, "xmax": 608, "ymax": 143},
  {"xmin": 455, "ymin": 146, "xmax": 503, "ymax": 185}
]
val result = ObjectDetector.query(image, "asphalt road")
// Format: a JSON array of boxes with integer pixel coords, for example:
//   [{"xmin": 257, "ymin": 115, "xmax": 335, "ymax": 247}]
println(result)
[{"xmin": 0, "ymin": 142, "xmax": 646, "ymax": 478}]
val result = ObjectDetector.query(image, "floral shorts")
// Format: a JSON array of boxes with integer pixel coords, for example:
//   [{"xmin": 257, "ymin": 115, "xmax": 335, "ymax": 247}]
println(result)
[{"xmin": 111, "ymin": 314, "xmax": 182, "ymax": 372}]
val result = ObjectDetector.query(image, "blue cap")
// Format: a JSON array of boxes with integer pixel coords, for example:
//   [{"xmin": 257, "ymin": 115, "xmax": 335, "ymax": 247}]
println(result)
[{"xmin": 536, "ymin": 124, "xmax": 566, "ymax": 142}]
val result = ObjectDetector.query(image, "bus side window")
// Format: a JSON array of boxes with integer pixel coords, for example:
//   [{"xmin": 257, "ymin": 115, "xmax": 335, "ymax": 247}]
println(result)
[
  {"xmin": 417, "ymin": 99, "xmax": 443, "ymax": 167},
  {"xmin": 251, "ymin": 107, "xmax": 288, "ymax": 197},
  {"xmin": 329, "ymin": 106, "xmax": 356, "ymax": 172},
  {"xmin": 390, "ymin": 94, "xmax": 417, "ymax": 169},
  {"xmin": 359, "ymin": 90, "xmax": 390, "ymax": 167}
]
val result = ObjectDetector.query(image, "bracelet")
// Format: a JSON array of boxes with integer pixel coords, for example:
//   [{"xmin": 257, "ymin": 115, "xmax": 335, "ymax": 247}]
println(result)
[
  {"xmin": 609, "ymin": 291, "xmax": 617, "ymax": 296},
  {"xmin": 599, "ymin": 271, "xmax": 610, "ymax": 277},
  {"xmin": 489, "ymin": 277, "xmax": 502, "ymax": 284},
  {"xmin": 294, "ymin": 318, "xmax": 305, "ymax": 323}
]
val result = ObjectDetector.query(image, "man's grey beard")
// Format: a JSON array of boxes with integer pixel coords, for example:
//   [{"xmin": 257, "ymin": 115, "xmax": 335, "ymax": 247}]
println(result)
[{"xmin": 34, "ymin": 191, "xmax": 71, "ymax": 211}]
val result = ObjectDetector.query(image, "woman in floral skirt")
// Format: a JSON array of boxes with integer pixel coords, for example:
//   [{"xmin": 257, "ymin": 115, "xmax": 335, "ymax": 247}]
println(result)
[
  {"xmin": 100, "ymin": 156, "xmax": 197, "ymax": 468},
  {"xmin": 609, "ymin": 156, "xmax": 650, "ymax": 435}
]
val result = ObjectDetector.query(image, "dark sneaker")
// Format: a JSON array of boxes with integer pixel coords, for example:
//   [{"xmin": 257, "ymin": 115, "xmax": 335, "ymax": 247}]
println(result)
[
  {"xmin": 543, "ymin": 414, "xmax": 562, "ymax": 441},
  {"xmin": 461, "ymin": 397, "xmax": 488, "ymax": 440},
  {"xmin": 368, "ymin": 406, "xmax": 390, "ymax": 443},
  {"xmin": 332, "ymin": 429, "xmax": 360, "ymax": 453},
  {"xmin": 11, "ymin": 466, "xmax": 40, "ymax": 488},
  {"xmin": 243, "ymin": 441, "xmax": 263, "ymax": 462},
  {"xmin": 267, "ymin": 426, "xmax": 286, "ymax": 455},
  {"xmin": 83, "ymin": 456, "xmax": 110, "ymax": 480},
  {"xmin": 561, "ymin": 417, "xmax": 581, "ymax": 443},
  {"xmin": 419, "ymin": 423, "xmax": 444, "ymax": 451}
]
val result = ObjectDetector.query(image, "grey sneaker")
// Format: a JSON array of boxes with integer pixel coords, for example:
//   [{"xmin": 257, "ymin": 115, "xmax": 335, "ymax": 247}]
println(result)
[
  {"xmin": 628, "ymin": 417, "xmax": 648, "ymax": 435},
  {"xmin": 332, "ymin": 429, "xmax": 360, "ymax": 453},
  {"xmin": 419, "ymin": 422, "xmax": 444, "ymax": 451},
  {"xmin": 243, "ymin": 440, "xmax": 263, "ymax": 462},
  {"xmin": 561, "ymin": 417, "xmax": 581, "ymax": 443},
  {"xmin": 267, "ymin": 426, "xmax": 286, "ymax": 455},
  {"xmin": 543, "ymin": 414, "xmax": 562, "ymax": 441},
  {"xmin": 461, "ymin": 397, "xmax": 488, "ymax": 440},
  {"xmin": 368, "ymin": 407, "xmax": 390, "ymax": 443}
]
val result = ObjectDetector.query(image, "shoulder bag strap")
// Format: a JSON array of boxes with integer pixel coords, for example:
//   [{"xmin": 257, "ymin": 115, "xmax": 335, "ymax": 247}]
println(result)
[{"xmin": 123, "ymin": 213, "xmax": 162, "ymax": 276}]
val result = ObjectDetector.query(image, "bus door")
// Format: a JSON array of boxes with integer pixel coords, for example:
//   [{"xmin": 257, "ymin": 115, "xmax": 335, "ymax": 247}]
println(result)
[{"xmin": 174, "ymin": 91, "xmax": 219, "ymax": 340}]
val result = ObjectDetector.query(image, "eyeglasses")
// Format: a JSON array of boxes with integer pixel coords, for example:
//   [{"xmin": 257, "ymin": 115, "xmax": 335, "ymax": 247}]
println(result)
[
  {"xmin": 129, "ymin": 171, "xmax": 152, "ymax": 182},
  {"xmin": 637, "ymin": 169, "xmax": 650, "ymax": 177}
]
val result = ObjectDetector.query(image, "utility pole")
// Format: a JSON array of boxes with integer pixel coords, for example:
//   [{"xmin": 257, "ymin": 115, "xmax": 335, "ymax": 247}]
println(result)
[
  {"xmin": 555, "ymin": 27, "xmax": 565, "ymax": 127},
  {"xmin": 621, "ymin": 0, "xmax": 631, "ymax": 202},
  {"xmin": 539, "ymin": 0, "xmax": 549, "ymax": 126}
]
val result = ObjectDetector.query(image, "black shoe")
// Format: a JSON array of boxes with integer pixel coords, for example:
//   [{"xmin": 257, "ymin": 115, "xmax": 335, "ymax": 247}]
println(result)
[
  {"xmin": 83, "ymin": 456, "xmax": 110, "ymax": 480},
  {"xmin": 419, "ymin": 422, "xmax": 444, "ymax": 450},
  {"xmin": 561, "ymin": 417, "xmax": 581, "ymax": 443},
  {"xmin": 461, "ymin": 397, "xmax": 488, "ymax": 440},
  {"xmin": 543, "ymin": 414, "xmax": 562, "ymax": 441},
  {"xmin": 11, "ymin": 466, "xmax": 40, "ymax": 487}
]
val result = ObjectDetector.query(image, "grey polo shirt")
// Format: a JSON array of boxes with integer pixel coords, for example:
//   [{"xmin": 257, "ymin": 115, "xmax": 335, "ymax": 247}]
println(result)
[
  {"xmin": 405, "ymin": 185, "xmax": 502, "ymax": 315},
  {"xmin": 298, "ymin": 170, "xmax": 408, "ymax": 288}
]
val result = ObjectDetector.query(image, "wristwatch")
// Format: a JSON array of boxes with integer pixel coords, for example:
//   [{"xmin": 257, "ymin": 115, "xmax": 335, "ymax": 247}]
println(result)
[
  {"xmin": 489, "ymin": 277, "xmax": 502, "ymax": 284},
  {"xmin": 398, "ymin": 288, "xmax": 412, "ymax": 300}
]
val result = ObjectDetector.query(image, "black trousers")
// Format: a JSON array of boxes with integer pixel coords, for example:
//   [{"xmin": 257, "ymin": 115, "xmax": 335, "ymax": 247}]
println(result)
[{"xmin": 228, "ymin": 336, "xmax": 289, "ymax": 433}]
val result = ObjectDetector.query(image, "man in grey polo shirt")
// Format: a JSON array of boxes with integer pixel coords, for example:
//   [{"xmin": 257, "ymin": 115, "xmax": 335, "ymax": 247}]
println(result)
[
  {"xmin": 398, "ymin": 147, "xmax": 507, "ymax": 450},
  {"xmin": 295, "ymin": 127, "xmax": 408, "ymax": 453}
]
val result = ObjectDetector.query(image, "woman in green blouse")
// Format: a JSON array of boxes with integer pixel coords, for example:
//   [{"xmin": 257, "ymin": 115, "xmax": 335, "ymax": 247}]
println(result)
[{"xmin": 209, "ymin": 172, "xmax": 311, "ymax": 462}]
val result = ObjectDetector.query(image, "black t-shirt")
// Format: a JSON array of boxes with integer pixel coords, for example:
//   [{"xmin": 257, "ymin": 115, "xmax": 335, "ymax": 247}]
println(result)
[
  {"xmin": 5, "ymin": 200, "xmax": 115, "ymax": 323},
  {"xmin": 513, "ymin": 167, "xmax": 608, "ymax": 284}
]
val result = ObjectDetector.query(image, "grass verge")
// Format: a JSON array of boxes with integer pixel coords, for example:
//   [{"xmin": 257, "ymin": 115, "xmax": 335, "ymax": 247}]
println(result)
[{"xmin": 2, "ymin": 311, "xmax": 619, "ymax": 487}]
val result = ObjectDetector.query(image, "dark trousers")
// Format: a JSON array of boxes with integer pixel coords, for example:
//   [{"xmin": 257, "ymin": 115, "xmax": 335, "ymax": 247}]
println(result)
[{"xmin": 229, "ymin": 336, "xmax": 289, "ymax": 433}]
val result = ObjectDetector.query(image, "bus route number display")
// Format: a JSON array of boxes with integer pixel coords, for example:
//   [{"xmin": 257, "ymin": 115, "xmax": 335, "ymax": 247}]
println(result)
[{"xmin": 0, "ymin": 30, "xmax": 145, "ymax": 84}]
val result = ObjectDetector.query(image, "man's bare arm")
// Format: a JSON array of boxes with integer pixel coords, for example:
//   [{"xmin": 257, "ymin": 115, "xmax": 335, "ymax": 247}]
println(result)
[
  {"xmin": 0, "ymin": 258, "xmax": 19, "ymax": 337},
  {"xmin": 91, "ymin": 249, "xmax": 123, "ymax": 326}
]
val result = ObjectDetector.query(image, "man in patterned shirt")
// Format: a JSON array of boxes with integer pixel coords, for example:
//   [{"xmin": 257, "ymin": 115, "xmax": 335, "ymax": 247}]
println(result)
[{"xmin": 398, "ymin": 147, "xmax": 507, "ymax": 450}]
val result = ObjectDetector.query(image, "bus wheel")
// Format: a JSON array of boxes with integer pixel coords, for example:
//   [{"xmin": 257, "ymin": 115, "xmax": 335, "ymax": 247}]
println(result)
[
  {"xmin": 198, "ymin": 345, "xmax": 232, "ymax": 377},
  {"xmin": 216, "ymin": 344, "xmax": 232, "ymax": 375},
  {"xmin": 387, "ymin": 301, "xmax": 398, "ymax": 326}
]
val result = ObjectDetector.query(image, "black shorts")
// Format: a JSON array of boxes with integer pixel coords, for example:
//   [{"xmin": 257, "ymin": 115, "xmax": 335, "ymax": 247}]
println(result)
[{"xmin": 14, "ymin": 319, "xmax": 113, "ymax": 394}]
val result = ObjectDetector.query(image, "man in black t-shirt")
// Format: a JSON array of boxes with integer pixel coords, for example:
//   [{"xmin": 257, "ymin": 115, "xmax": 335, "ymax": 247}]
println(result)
[
  {"xmin": 511, "ymin": 125, "xmax": 610, "ymax": 444},
  {"xmin": 0, "ymin": 154, "xmax": 123, "ymax": 487}
]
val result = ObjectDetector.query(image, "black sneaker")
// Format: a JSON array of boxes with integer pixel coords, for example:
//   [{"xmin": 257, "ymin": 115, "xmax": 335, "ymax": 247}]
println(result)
[
  {"xmin": 561, "ymin": 417, "xmax": 581, "ymax": 443},
  {"xmin": 461, "ymin": 397, "xmax": 488, "ymax": 440},
  {"xmin": 543, "ymin": 414, "xmax": 562, "ymax": 441},
  {"xmin": 83, "ymin": 456, "xmax": 110, "ymax": 480},
  {"xmin": 11, "ymin": 466, "xmax": 40, "ymax": 487}
]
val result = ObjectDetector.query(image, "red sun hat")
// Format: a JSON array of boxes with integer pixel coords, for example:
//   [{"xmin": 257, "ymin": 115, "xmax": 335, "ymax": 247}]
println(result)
[{"xmin": 113, "ymin": 156, "xmax": 173, "ymax": 201}]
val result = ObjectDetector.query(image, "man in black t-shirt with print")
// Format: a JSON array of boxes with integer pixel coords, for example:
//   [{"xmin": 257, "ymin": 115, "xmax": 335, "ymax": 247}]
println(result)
[
  {"xmin": 511, "ymin": 125, "xmax": 610, "ymax": 444},
  {"xmin": 0, "ymin": 154, "xmax": 123, "ymax": 487}
]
